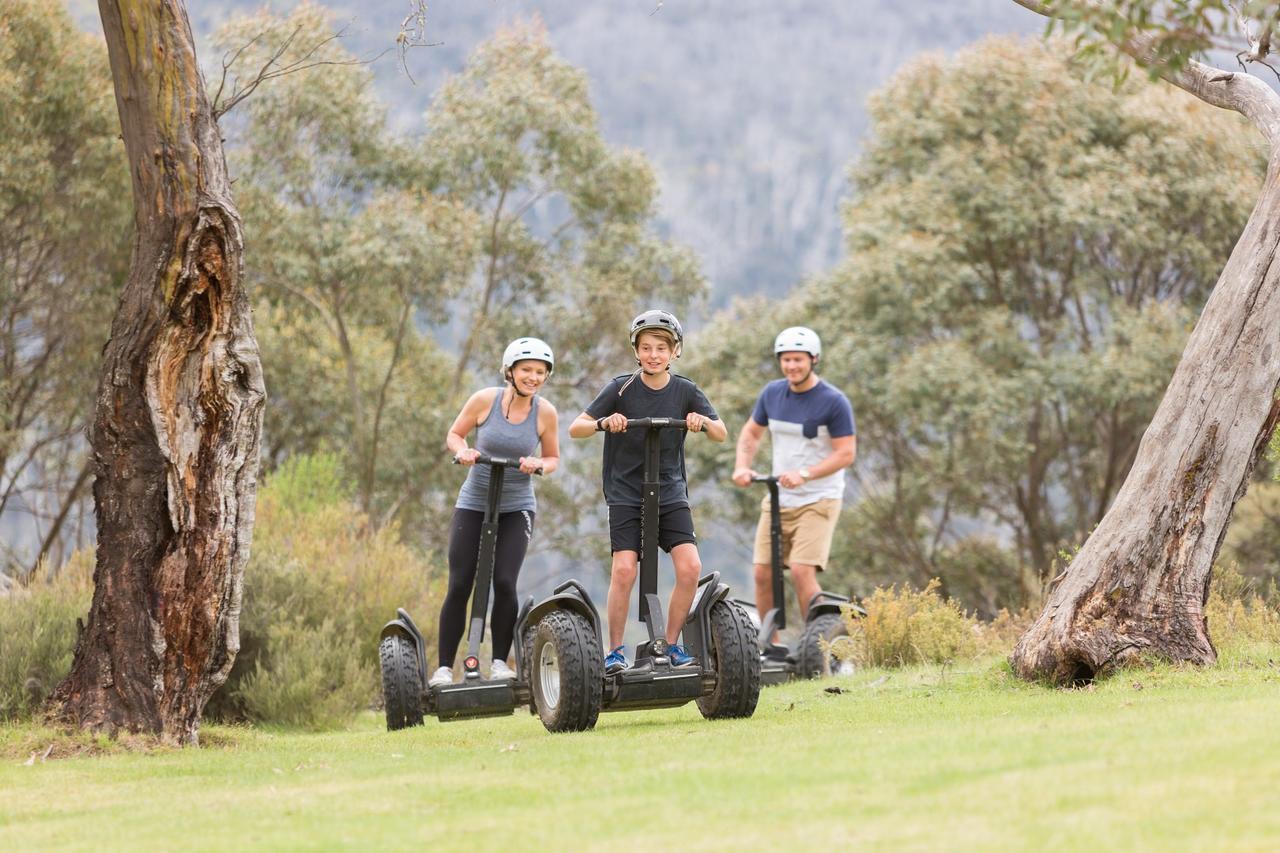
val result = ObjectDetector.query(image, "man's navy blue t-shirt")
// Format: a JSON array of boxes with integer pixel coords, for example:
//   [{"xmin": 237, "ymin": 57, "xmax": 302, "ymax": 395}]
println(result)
[{"xmin": 584, "ymin": 372, "xmax": 718, "ymax": 508}]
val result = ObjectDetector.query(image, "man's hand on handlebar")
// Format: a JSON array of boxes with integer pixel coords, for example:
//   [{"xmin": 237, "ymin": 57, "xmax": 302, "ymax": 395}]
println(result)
[
  {"xmin": 686, "ymin": 412, "xmax": 708, "ymax": 433},
  {"xmin": 454, "ymin": 447, "xmax": 481, "ymax": 466},
  {"xmin": 731, "ymin": 467, "xmax": 757, "ymax": 487}
]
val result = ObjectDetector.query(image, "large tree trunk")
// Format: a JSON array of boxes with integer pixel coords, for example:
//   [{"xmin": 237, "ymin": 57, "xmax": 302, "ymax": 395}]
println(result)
[
  {"xmin": 1011, "ymin": 157, "xmax": 1280, "ymax": 682},
  {"xmin": 49, "ymin": 0, "xmax": 265, "ymax": 744}
]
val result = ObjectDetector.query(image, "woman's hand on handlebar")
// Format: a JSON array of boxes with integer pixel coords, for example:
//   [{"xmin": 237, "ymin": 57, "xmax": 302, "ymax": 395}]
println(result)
[
  {"xmin": 518, "ymin": 456, "xmax": 545, "ymax": 475},
  {"xmin": 454, "ymin": 447, "xmax": 481, "ymax": 466},
  {"xmin": 599, "ymin": 413, "xmax": 628, "ymax": 433},
  {"xmin": 731, "ymin": 467, "xmax": 756, "ymax": 487}
]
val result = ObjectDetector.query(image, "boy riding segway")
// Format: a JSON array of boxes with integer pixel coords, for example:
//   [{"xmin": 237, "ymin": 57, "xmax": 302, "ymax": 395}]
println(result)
[
  {"xmin": 732, "ymin": 326, "xmax": 859, "ymax": 677},
  {"xmin": 569, "ymin": 309, "xmax": 726, "ymax": 672}
]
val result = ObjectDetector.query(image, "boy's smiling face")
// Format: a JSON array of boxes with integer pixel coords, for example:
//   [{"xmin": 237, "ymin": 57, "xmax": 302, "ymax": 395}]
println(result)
[{"xmin": 635, "ymin": 331, "xmax": 675, "ymax": 374}]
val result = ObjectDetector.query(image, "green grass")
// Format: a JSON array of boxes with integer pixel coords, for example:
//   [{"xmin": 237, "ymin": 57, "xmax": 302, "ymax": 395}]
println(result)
[{"xmin": 4, "ymin": 653, "xmax": 1280, "ymax": 850}]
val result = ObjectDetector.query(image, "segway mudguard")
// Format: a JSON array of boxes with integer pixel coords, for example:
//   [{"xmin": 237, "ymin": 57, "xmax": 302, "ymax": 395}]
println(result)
[
  {"xmin": 379, "ymin": 607, "xmax": 428, "ymax": 690},
  {"xmin": 517, "ymin": 579, "xmax": 602, "ymax": 647},
  {"xmin": 683, "ymin": 571, "xmax": 731, "ymax": 673},
  {"xmin": 805, "ymin": 590, "xmax": 864, "ymax": 620}
]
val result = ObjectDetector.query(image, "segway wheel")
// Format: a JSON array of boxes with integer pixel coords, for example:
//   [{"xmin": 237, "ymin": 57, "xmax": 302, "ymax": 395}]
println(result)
[
  {"xmin": 521, "ymin": 626, "xmax": 537, "ymax": 714},
  {"xmin": 697, "ymin": 599, "xmax": 761, "ymax": 719},
  {"xmin": 531, "ymin": 610, "xmax": 602, "ymax": 733},
  {"xmin": 379, "ymin": 632, "xmax": 424, "ymax": 730},
  {"xmin": 796, "ymin": 612, "xmax": 855, "ymax": 679}
]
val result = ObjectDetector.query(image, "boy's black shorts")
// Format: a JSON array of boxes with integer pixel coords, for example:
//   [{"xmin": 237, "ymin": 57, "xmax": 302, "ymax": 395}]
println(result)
[{"xmin": 608, "ymin": 504, "xmax": 697, "ymax": 554}]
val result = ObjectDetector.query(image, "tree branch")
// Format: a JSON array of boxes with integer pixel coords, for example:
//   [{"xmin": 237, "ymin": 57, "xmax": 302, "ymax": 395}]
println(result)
[{"xmin": 1012, "ymin": 0, "xmax": 1280, "ymax": 147}]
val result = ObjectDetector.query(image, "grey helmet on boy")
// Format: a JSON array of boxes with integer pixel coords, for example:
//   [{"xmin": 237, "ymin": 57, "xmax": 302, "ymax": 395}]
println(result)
[
  {"xmin": 629, "ymin": 308, "xmax": 684, "ymax": 352},
  {"xmin": 773, "ymin": 326, "xmax": 821, "ymax": 361},
  {"xmin": 502, "ymin": 337, "xmax": 555, "ymax": 381}
]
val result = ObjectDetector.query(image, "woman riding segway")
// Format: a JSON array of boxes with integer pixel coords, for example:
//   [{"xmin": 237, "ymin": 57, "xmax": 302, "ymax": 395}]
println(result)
[{"xmin": 431, "ymin": 337, "xmax": 560, "ymax": 687}]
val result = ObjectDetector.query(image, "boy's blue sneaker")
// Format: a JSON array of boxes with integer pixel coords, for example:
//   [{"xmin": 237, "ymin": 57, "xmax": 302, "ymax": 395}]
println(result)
[
  {"xmin": 604, "ymin": 645, "xmax": 629, "ymax": 675},
  {"xmin": 668, "ymin": 643, "xmax": 698, "ymax": 668}
]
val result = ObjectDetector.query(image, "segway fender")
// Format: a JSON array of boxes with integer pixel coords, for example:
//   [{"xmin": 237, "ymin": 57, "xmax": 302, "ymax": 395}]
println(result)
[
  {"xmin": 684, "ymin": 572, "xmax": 730, "ymax": 672},
  {"xmin": 517, "ymin": 579, "xmax": 602, "ymax": 647},
  {"xmin": 805, "ymin": 591, "xmax": 864, "ymax": 620},
  {"xmin": 380, "ymin": 608, "xmax": 428, "ymax": 689}
]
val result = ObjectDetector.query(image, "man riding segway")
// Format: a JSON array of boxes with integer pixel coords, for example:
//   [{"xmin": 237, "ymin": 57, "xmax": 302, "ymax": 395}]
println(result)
[{"xmin": 732, "ymin": 326, "xmax": 858, "ymax": 677}]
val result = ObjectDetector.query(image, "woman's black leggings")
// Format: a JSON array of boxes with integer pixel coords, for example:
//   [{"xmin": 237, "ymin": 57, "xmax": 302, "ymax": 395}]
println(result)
[{"xmin": 438, "ymin": 508, "xmax": 535, "ymax": 668}]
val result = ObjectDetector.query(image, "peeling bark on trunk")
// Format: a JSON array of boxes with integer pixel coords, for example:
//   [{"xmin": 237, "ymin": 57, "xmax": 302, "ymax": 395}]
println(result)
[
  {"xmin": 49, "ymin": 0, "xmax": 265, "ymax": 744},
  {"xmin": 1011, "ymin": 158, "xmax": 1280, "ymax": 683}
]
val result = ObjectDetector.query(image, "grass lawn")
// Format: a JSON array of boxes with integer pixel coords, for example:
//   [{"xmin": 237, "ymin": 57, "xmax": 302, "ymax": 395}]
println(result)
[{"xmin": 3, "ymin": 650, "xmax": 1280, "ymax": 850}]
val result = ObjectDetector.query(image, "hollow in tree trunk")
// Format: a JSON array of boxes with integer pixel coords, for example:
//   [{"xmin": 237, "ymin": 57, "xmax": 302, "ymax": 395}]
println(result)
[{"xmin": 49, "ymin": 0, "xmax": 266, "ymax": 744}]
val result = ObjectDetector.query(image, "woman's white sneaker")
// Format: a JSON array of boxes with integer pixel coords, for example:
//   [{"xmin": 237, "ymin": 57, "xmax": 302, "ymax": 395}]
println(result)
[
  {"xmin": 428, "ymin": 666, "xmax": 453, "ymax": 687},
  {"xmin": 489, "ymin": 659, "xmax": 516, "ymax": 680}
]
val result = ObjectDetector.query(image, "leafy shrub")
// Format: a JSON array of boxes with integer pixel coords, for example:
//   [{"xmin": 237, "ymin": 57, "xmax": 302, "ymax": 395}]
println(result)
[
  {"xmin": 1205, "ymin": 563, "xmax": 1280, "ymax": 653},
  {"xmin": 207, "ymin": 453, "xmax": 443, "ymax": 729},
  {"xmin": 840, "ymin": 579, "xmax": 978, "ymax": 667},
  {"xmin": 974, "ymin": 607, "xmax": 1037, "ymax": 657},
  {"xmin": 0, "ymin": 550, "xmax": 94, "ymax": 721}
]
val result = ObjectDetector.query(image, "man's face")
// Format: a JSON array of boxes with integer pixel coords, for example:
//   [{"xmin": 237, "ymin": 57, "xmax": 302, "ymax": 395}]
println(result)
[
  {"xmin": 778, "ymin": 351, "xmax": 815, "ymax": 384},
  {"xmin": 510, "ymin": 360, "xmax": 549, "ymax": 394},
  {"xmin": 635, "ymin": 332, "xmax": 674, "ymax": 373}
]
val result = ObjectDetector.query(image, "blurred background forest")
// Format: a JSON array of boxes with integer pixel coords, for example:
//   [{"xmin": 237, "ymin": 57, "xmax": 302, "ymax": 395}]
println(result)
[{"xmin": 7, "ymin": 0, "xmax": 1280, "ymax": 723}]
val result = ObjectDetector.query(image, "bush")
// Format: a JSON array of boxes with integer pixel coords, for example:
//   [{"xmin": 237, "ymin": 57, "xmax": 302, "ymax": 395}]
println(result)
[
  {"xmin": 206, "ymin": 453, "xmax": 444, "ymax": 729},
  {"xmin": 1205, "ymin": 563, "xmax": 1280, "ymax": 653},
  {"xmin": 840, "ymin": 579, "xmax": 978, "ymax": 667},
  {"xmin": 0, "ymin": 550, "xmax": 94, "ymax": 721}
]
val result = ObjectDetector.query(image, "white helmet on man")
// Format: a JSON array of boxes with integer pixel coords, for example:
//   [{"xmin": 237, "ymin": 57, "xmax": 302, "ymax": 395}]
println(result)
[
  {"xmin": 501, "ymin": 337, "xmax": 554, "ymax": 379},
  {"xmin": 774, "ymin": 326, "xmax": 821, "ymax": 360}
]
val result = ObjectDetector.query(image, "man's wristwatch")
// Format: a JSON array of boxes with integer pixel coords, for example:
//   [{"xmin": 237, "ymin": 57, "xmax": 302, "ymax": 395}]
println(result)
[{"xmin": 799, "ymin": 468, "xmax": 811, "ymax": 481}]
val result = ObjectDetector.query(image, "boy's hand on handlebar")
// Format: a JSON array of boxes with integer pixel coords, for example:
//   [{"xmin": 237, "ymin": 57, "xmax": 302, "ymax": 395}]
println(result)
[
  {"xmin": 519, "ymin": 456, "xmax": 544, "ymax": 474},
  {"xmin": 454, "ymin": 448, "xmax": 480, "ymax": 466},
  {"xmin": 731, "ymin": 467, "xmax": 756, "ymax": 487},
  {"xmin": 600, "ymin": 413, "xmax": 628, "ymax": 433},
  {"xmin": 686, "ymin": 412, "xmax": 707, "ymax": 433}
]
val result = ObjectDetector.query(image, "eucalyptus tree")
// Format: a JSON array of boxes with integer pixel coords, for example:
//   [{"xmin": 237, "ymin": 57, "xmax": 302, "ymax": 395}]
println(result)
[
  {"xmin": 0, "ymin": 0, "xmax": 130, "ymax": 574},
  {"xmin": 215, "ymin": 6, "xmax": 478, "ymax": 526},
  {"xmin": 1003, "ymin": 0, "xmax": 1280, "ymax": 682},
  {"xmin": 50, "ymin": 0, "xmax": 265, "ymax": 743},
  {"xmin": 420, "ymin": 20, "xmax": 705, "ymax": 404},
  {"xmin": 692, "ymin": 36, "xmax": 1261, "ymax": 618}
]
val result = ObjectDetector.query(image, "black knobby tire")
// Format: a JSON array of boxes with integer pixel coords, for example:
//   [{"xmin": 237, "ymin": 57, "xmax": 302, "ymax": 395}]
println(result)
[
  {"xmin": 531, "ymin": 610, "xmax": 602, "ymax": 733},
  {"xmin": 379, "ymin": 633, "xmax": 424, "ymax": 730},
  {"xmin": 795, "ymin": 612, "xmax": 851, "ymax": 679},
  {"xmin": 521, "ymin": 626, "xmax": 537, "ymax": 714},
  {"xmin": 697, "ymin": 599, "xmax": 761, "ymax": 719}
]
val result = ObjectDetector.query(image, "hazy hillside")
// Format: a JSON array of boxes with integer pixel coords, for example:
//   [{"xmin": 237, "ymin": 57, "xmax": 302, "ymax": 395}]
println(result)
[{"xmin": 71, "ymin": 0, "xmax": 1040, "ymax": 305}]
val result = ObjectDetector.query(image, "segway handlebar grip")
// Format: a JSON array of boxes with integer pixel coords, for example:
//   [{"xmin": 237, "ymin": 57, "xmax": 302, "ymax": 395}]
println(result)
[
  {"xmin": 625, "ymin": 417, "xmax": 689, "ymax": 430},
  {"xmin": 452, "ymin": 454, "xmax": 543, "ymax": 475},
  {"xmin": 750, "ymin": 474, "xmax": 778, "ymax": 484}
]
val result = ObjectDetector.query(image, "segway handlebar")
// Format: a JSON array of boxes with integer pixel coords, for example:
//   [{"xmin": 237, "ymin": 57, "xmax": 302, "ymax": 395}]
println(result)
[
  {"xmin": 453, "ymin": 454, "xmax": 543, "ymax": 475},
  {"xmin": 594, "ymin": 417, "xmax": 691, "ymax": 431},
  {"xmin": 750, "ymin": 474, "xmax": 778, "ymax": 484}
]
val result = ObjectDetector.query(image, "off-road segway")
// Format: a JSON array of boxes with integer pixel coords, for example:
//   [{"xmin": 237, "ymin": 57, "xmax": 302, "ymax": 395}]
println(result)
[
  {"xmin": 378, "ymin": 454, "xmax": 598, "ymax": 730},
  {"xmin": 519, "ymin": 418, "xmax": 761, "ymax": 733},
  {"xmin": 747, "ymin": 474, "xmax": 865, "ymax": 685}
]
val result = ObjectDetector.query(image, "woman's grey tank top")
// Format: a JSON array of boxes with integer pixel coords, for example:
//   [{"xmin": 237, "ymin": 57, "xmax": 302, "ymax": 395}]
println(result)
[{"xmin": 455, "ymin": 388, "xmax": 540, "ymax": 514}]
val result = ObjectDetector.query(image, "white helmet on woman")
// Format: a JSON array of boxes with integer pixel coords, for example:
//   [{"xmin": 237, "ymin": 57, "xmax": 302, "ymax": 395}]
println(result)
[
  {"xmin": 502, "ymin": 337, "xmax": 554, "ymax": 378},
  {"xmin": 773, "ymin": 326, "xmax": 821, "ymax": 360}
]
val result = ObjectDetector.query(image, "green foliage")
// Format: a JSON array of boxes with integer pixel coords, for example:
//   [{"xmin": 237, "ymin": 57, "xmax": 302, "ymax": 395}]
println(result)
[
  {"xmin": 1041, "ymin": 1, "xmax": 1273, "ymax": 79},
  {"xmin": 0, "ymin": 551, "xmax": 93, "ymax": 721},
  {"xmin": 696, "ymin": 36, "xmax": 1263, "ymax": 615},
  {"xmin": 0, "ymin": 0, "xmax": 130, "ymax": 571},
  {"xmin": 840, "ymin": 579, "xmax": 978, "ymax": 667},
  {"xmin": 1221, "ymin": 480, "xmax": 1280, "ymax": 588},
  {"xmin": 207, "ymin": 454, "xmax": 443, "ymax": 729},
  {"xmin": 1205, "ymin": 563, "xmax": 1280, "ymax": 656}
]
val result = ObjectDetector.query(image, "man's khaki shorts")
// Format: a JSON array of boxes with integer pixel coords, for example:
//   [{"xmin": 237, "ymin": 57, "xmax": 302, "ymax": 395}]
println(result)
[{"xmin": 752, "ymin": 497, "xmax": 842, "ymax": 571}]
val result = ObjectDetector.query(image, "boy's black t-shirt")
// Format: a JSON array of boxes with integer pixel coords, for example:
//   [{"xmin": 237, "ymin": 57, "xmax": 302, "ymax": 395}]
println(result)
[{"xmin": 584, "ymin": 372, "xmax": 718, "ymax": 508}]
